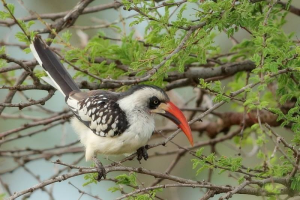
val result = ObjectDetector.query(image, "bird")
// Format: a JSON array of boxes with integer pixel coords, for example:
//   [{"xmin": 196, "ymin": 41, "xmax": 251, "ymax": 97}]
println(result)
[{"xmin": 30, "ymin": 35, "xmax": 194, "ymax": 179}]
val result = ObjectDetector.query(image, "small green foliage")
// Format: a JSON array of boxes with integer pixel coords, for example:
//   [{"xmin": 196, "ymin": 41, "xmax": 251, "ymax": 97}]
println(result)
[
  {"xmin": 83, "ymin": 173, "xmax": 98, "ymax": 186},
  {"xmin": 0, "ymin": 46, "xmax": 5, "ymax": 54},
  {"xmin": 199, "ymin": 79, "xmax": 230, "ymax": 103},
  {"xmin": 243, "ymin": 96, "xmax": 258, "ymax": 111},
  {"xmin": 192, "ymin": 157, "xmax": 212, "ymax": 175},
  {"xmin": 0, "ymin": 59, "xmax": 6, "ymax": 69},
  {"xmin": 195, "ymin": 147, "xmax": 204, "ymax": 157},
  {"xmin": 264, "ymin": 183, "xmax": 281, "ymax": 194},
  {"xmin": 128, "ymin": 189, "xmax": 162, "ymax": 200},
  {"xmin": 256, "ymin": 135, "xmax": 268, "ymax": 146},
  {"xmin": 115, "ymin": 172, "xmax": 137, "ymax": 186},
  {"xmin": 0, "ymin": 193, "xmax": 5, "ymax": 200},
  {"xmin": 256, "ymin": 150, "xmax": 265, "ymax": 159},
  {"xmin": 199, "ymin": 78, "xmax": 209, "ymax": 89},
  {"xmin": 213, "ymin": 93, "xmax": 230, "ymax": 103},
  {"xmin": 23, "ymin": 47, "xmax": 31, "ymax": 54},
  {"xmin": 109, "ymin": 24, "xmax": 122, "ymax": 33},
  {"xmin": 15, "ymin": 32, "xmax": 29, "ymax": 43},
  {"xmin": 7, "ymin": 3, "xmax": 15, "ymax": 14},
  {"xmin": 108, "ymin": 173, "xmax": 137, "ymax": 193},
  {"xmin": 108, "ymin": 186, "xmax": 122, "ymax": 193},
  {"xmin": 238, "ymin": 176, "xmax": 245, "ymax": 184},
  {"xmin": 0, "ymin": 10, "xmax": 10, "ymax": 19},
  {"xmin": 291, "ymin": 174, "xmax": 300, "ymax": 191},
  {"xmin": 0, "ymin": 47, "xmax": 7, "ymax": 68},
  {"xmin": 251, "ymin": 123, "xmax": 259, "ymax": 131},
  {"xmin": 108, "ymin": 173, "xmax": 161, "ymax": 199},
  {"xmin": 218, "ymin": 156, "xmax": 242, "ymax": 172},
  {"xmin": 267, "ymin": 196, "xmax": 277, "ymax": 200},
  {"xmin": 192, "ymin": 150, "xmax": 244, "ymax": 175},
  {"xmin": 121, "ymin": 0, "xmax": 131, "ymax": 10},
  {"xmin": 271, "ymin": 162, "xmax": 293, "ymax": 177},
  {"xmin": 34, "ymin": 70, "xmax": 47, "ymax": 79},
  {"xmin": 14, "ymin": 20, "xmax": 37, "ymax": 44},
  {"xmin": 62, "ymin": 30, "xmax": 72, "ymax": 43}
]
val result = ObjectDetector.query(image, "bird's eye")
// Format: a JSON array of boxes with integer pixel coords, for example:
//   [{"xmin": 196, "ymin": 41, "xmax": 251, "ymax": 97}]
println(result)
[{"xmin": 149, "ymin": 96, "xmax": 161, "ymax": 109}]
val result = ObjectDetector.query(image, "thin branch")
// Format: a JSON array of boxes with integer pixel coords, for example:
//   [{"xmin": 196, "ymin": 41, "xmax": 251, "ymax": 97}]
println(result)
[
  {"xmin": 0, "ymin": 71, "xmax": 30, "ymax": 114},
  {"xmin": 0, "ymin": 112, "xmax": 73, "ymax": 139},
  {"xmin": 68, "ymin": 182, "xmax": 102, "ymax": 200},
  {"xmin": 8, "ymin": 165, "xmax": 290, "ymax": 200},
  {"xmin": 0, "ymin": 1, "xmax": 123, "ymax": 27},
  {"xmin": 219, "ymin": 180, "xmax": 250, "ymax": 200},
  {"xmin": 72, "ymin": 14, "xmax": 138, "ymax": 30},
  {"xmin": 0, "ymin": 89, "xmax": 55, "ymax": 109}
]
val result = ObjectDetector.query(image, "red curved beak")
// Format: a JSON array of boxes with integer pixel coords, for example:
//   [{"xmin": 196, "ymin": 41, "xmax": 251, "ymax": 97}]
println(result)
[{"xmin": 153, "ymin": 101, "xmax": 194, "ymax": 146}]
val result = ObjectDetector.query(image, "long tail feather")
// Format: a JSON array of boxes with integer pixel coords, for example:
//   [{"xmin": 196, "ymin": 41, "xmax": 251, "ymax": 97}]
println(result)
[{"xmin": 30, "ymin": 36, "xmax": 80, "ymax": 96}]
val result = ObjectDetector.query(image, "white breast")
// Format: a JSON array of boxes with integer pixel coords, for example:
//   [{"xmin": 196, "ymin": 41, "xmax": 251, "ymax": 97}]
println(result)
[{"xmin": 71, "ymin": 109, "xmax": 155, "ymax": 161}]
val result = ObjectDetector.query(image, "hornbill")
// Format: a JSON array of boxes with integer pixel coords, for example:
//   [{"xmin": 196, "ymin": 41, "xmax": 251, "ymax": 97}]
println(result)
[{"xmin": 30, "ymin": 36, "xmax": 194, "ymax": 179}]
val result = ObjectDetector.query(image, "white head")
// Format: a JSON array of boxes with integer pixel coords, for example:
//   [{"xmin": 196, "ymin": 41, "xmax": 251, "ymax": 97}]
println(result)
[
  {"xmin": 117, "ymin": 85, "xmax": 194, "ymax": 146},
  {"xmin": 117, "ymin": 85, "xmax": 169, "ymax": 113}
]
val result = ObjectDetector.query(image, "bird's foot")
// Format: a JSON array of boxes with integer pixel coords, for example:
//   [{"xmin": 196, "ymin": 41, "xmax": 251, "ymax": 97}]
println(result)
[
  {"xmin": 137, "ymin": 145, "xmax": 148, "ymax": 163},
  {"xmin": 92, "ymin": 157, "xmax": 106, "ymax": 181}
]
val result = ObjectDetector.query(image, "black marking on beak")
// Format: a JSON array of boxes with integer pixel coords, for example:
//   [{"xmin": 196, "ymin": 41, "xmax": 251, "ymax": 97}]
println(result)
[{"xmin": 158, "ymin": 111, "xmax": 181, "ymax": 125}]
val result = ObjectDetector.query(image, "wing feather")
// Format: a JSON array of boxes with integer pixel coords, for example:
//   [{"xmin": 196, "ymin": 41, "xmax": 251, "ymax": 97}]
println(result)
[{"xmin": 67, "ymin": 92, "xmax": 128, "ymax": 137}]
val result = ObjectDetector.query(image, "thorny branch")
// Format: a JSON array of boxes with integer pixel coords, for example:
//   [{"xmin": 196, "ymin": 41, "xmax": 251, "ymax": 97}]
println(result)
[{"xmin": 7, "ymin": 163, "xmax": 293, "ymax": 200}]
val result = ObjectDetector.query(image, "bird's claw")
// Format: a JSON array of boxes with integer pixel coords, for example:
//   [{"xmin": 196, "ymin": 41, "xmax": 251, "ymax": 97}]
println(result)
[
  {"xmin": 137, "ymin": 145, "xmax": 148, "ymax": 163},
  {"xmin": 93, "ymin": 157, "xmax": 106, "ymax": 181}
]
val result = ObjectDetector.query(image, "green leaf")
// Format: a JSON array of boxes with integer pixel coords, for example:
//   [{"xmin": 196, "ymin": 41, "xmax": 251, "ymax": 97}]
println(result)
[
  {"xmin": 218, "ymin": 156, "xmax": 242, "ymax": 172},
  {"xmin": 62, "ymin": 30, "xmax": 72, "ymax": 43},
  {"xmin": 27, "ymin": 21, "xmax": 35, "ymax": 29},
  {"xmin": 132, "ymin": 188, "xmax": 162, "ymax": 200},
  {"xmin": 23, "ymin": 48, "xmax": 31, "ymax": 54},
  {"xmin": 15, "ymin": 32, "xmax": 30, "ymax": 44},
  {"xmin": 0, "ymin": 59, "xmax": 7, "ymax": 69},
  {"xmin": 0, "ymin": 11, "xmax": 10, "ymax": 19},
  {"xmin": 251, "ymin": 123, "xmax": 259, "ymax": 130},
  {"xmin": 257, "ymin": 150, "xmax": 265, "ymax": 159},
  {"xmin": 83, "ymin": 173, "xmax": 97, "ymax": 186},
  {"xmin": 279, "ymin": 94, "xmax": 294, "ymax": 104},
  {"xmin": 196, "ymin": 147, "xmax": 204, "ymax": 157},
  {"xmin": 34, "ymin": 70, "xmax": 47, "ymax": 79},
  {"xmin": 115, "ymin": 173, "xmax": 137, "ymax": 186},
  {"xmin": 0, "ymin": 193, "xmax": 6, "ymax": 200},
  {"xmin": 238, "ymin": 176, "xmax": 245, "ymax": 184},
  {"xmin": 291, "ymin": 174, "xmax": 300, "ymax": 191},
  {"xmin": 264, "ymin": 183, "xmax": 280, "ymax": 194},
  {"xmin": 108, "ymin": 186, "xmax": 121, "ymax": 193},
  {"xmin": 7, "ymin": 3, "xmax": 15, "ymax": 14},
  {"xmin": 0, "ymin": 46, "xmax": 5, "ymax": 54},
  {"xmin": 109, "ymin": 24, "xmax": 122, "ymax": 33}
]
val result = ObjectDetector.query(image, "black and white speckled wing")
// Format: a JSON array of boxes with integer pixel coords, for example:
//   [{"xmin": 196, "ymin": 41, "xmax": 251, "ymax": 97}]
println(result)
[{"xmin": 66, "ymin": 91, "xmax": 128, "ymax": 137}]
